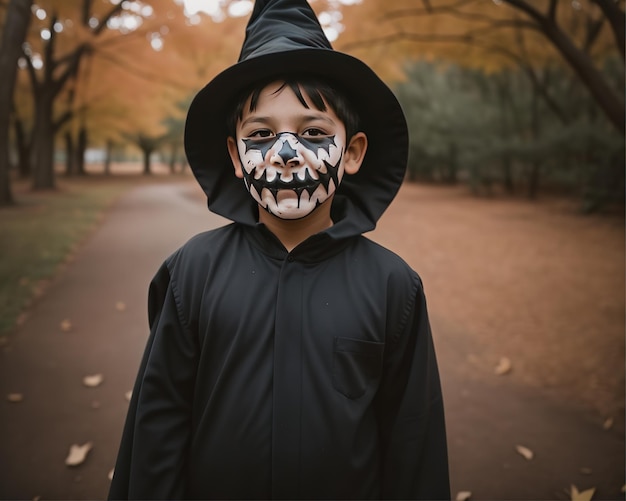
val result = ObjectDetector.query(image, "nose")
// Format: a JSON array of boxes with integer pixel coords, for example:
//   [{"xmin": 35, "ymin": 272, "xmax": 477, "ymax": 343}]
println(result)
[{"xmin": 272, "ymin": 139, "xmax": 301, "ymax": 166}]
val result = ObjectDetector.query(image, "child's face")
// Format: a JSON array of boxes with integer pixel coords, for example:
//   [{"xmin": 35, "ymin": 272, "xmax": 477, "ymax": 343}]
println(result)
[{"xmin": 227, "ymin": 81, "xmax": 365, "ymax": 220}]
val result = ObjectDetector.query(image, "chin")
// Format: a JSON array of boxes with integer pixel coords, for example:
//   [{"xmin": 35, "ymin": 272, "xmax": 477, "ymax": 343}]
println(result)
[{"xmin": 265, "ymin": 201, "xmax": 318, "ymax": 220}]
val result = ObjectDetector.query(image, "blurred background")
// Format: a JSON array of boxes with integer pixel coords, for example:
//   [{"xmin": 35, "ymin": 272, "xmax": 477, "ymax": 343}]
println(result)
[{"xmin": 0, "ymin": 0, "xmax": 624, "ymax": 500}]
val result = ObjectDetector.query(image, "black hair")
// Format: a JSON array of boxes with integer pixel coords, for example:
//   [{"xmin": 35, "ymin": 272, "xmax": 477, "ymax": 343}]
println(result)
[{"xmin": 227, "ymin": 75, "xmax": 360, "ymax": 140}]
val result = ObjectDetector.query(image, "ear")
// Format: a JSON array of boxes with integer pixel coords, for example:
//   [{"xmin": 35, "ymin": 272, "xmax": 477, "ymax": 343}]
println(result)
[
  {"xmin": 343, "ymin": 132, "xmax": 367, "ymax": 176},
  {"xmin": 227, "ymin": 136, "xmax": 244, "ymax": 179}
]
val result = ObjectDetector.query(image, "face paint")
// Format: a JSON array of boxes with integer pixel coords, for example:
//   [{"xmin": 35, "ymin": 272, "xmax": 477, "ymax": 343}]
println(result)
[{"xmin": 238, "ymin": 131, "xmax": 345, "ymax": 220}]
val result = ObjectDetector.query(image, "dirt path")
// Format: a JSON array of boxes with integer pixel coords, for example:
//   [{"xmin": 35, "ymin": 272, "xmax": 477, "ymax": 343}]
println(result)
[
  {"xmin": 0, "ymin": 179, "xmax": 623, "ymax": 500},
  {"xmin": 370, "ymin": 182, "xmax": 625, "ymax": 424}
]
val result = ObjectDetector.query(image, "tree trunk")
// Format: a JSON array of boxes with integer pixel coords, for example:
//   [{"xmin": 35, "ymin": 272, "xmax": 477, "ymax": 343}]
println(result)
[
  {"xmin": 143, "ymin": 149, "xmax": 152, "ymax": 175},
  {"xmin": 104, "ymin": 139, "xmax": 113, "ymax": 175},
  {"xmin": 168, "ymin": 144, "xmax": 178, "ymax": 174},
  {"xmin": 527, "ymin": 81, "xmax": 541, "ymax": 199},
  {"xmin": 14, "ymin": 116, "xmax": 31, "ymax": 178},
  {"xmin": 0, "ymin": 0, "xmax": 33, "ymax": 206},
  {"xmin": 65, "ymin": 131, "xmax": 76, "ymax": 176},
  {"xmin": 446, "ymin": 142, "xmax": 458, "ymax": 184},
  {"xmin": 75, "ymin": 126, "xmax": 87, "ymax": 175},
  {"xmin": 31, "ymin": 87, "xmax": 56, "ymax": 190}
]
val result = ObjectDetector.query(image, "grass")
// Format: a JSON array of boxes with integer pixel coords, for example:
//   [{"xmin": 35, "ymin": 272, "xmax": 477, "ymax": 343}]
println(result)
[{"xmin": 0, "ymin": 175, "xmax": 141, "ymax": 336}]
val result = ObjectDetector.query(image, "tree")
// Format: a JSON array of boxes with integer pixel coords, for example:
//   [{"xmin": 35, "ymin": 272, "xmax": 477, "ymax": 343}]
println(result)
[
  {"xmin": 337, "ymin": 0, "xmax": 624, "ymax": 133},
  {"xmin": 0, "ymin": 0, "xmax": 33, "ymax": 206}
]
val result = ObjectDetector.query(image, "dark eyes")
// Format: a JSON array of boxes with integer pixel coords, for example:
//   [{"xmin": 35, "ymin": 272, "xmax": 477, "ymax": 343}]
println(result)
[
  {"xmin": 248, "ymin": 129, "xmax": 274, "ymax": 138},
  {"xmin": 246, "ymin": 128, "xmax": 329, "ymax": 139}
]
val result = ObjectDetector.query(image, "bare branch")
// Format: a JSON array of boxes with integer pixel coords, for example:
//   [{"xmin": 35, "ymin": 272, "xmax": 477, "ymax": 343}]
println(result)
[
  {"xmin": 591, "ymin": 0, "xmax": 625, "ymax": 60},
  {"xmin": 21, "ymin": 49, "xmax": 40, "ymax": 92},
  {"xmin": 93, "ymin": 2, "xmax": 124, "ymax": 36},
  {"xmin": 501, "ymin": 0, "xmax": 550, "ymax": 27},
  {"xmin": 583, "ymin": 15, "xmax": 605, "ymax": 53},
  {"xmin": 548, "ymin": 0, "xmax": 558, "ymax": 22}
]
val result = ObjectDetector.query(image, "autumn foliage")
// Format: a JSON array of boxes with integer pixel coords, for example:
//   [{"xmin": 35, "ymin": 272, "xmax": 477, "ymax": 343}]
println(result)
[{"xmin": 0, "ymin": 0, "xmax": 623, "ymax": 208}]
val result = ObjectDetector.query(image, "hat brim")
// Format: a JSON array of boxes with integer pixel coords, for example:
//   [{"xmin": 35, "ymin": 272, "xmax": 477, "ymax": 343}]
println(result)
[{"xmin": 184, "ymin": 48, "xmax": 408, "ymax": 233}]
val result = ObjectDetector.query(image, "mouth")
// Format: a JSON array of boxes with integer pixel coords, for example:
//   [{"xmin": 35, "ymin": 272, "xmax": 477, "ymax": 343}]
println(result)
[{"xmin": 242, "ymin": 155, "xmax": 341, "ymax": 203}]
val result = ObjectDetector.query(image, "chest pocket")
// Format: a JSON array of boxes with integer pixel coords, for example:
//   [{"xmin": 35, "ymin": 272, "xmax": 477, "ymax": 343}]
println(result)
[{"xmin": 332, "ymin": 337, "xmax": 384, "ymax": 399}]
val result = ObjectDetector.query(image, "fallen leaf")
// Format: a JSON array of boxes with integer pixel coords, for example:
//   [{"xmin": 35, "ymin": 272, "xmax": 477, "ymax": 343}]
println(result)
[
  {"xmin": 602, "ymin": 417, "xmax": 613, "ymax": 430},
  {"xmin": 515, "ymin": 444, "xmax": 534, "ymax": 460},
  {"xmin": 115, "ymin": 301, "xmax": 127, "ymax": 312},
  {"xmin": 60, "ymin": 319, "xmax": 73, "ymax": 332},
  {"xmin": 7, "ymin": 393, "xmax": 24, "ymax": 403},
  {"xmin": 579, "ymin": 467, "xmax": 592, "ymax": 475},
  {"xmin": 83, "ymin": 374, "xmax": 104, "ymax": 387},
  {"xmin": 65, "ymin": 442, "xmax": 93, "ymax": 466},
  {"xmin": 125, "ymin": 390, "xmax": 133, "ymax": 401},
  {"xmin": 108, "ymin": 469, "xmax": 114, "ymax": 481},
  {"xmin": 494, "ymin": 357, "xmax": 512, "ymax": 375},
  {"xmin": 570, "ymin": 485, "xmax": 595, "ymax": 501},
  {"xmin": 456, "ymin": 491, "xmax": 472, "ymax": 501}
]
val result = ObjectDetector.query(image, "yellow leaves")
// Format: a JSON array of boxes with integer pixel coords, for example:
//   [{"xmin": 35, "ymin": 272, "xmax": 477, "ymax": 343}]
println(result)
[
  {"xmin": 494, "ymin": 356, "xmax": 512, "ymax": 375},
  {"xmin": 7, "ymin": 393, "xmax": 24, "ymax": 403},
  {"xmin": 455, "ymin": 490, "xmax": 472, "ymax": 501},
  {"xmin": 515, "ymin": 444, "xmax": 534, "ymax": 461},
  {"xmin": 569, "ymin": 485, "xmax": 595, "ymax": 501},
  {"xmin": 65, "ymin": 442, "xmax": 94, "ymax": 467},
  {"xmin": 82, "ymin": 374, "xmax": 104, "ymax": 388}
]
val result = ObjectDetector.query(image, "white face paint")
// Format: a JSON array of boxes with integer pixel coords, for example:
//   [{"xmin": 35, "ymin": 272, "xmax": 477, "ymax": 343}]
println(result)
[{"xmin": 233, "ymin": 83, "xmax": 347, "ymax": 220}]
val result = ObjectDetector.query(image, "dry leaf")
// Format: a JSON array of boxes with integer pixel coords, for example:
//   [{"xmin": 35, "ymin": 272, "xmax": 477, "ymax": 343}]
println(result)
[
  {"xmin": 115, "ymin": 301, "xmax": 127, "ymax": 312},
  {"xmin": 65, "ymin": 442, "xmax": 93, "ymax": 466},
  {"xmin": 494, "ymin": 357, "xmax": 512, "ymax": 375},
  {"xmin": 570, "ymin": 485, "xmax": 595, "ymax": 501},
  {"xmin": 515, "ymin": 444, "xmax": 534, "ymax": 460},
  {"xmin": 7, "ymin": 393, "xmax": 24, "ymax": 403},
  {"xmin": 60, "ymin": 319, "xmax": 73, "ymax": 332},
  {"xmin": 83, "ymin": 374, "xmax": 104, "ymax": 387},
  {"xmin": 602, "ymin": 417, "xmax": 613, "ymax": 430},
  {"xmin": 125, "ymin": 390, "xmax": 133, "ymax": 401},
  {"xmin": 456, "ymin": 491, "xmax": 472, "ymax": 501}
]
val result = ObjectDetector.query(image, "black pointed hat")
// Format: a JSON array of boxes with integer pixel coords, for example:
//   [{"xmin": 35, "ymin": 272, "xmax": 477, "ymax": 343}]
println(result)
[{"xmin": 184, "ymin": 0, "xmax": 408, "ymax": 237}]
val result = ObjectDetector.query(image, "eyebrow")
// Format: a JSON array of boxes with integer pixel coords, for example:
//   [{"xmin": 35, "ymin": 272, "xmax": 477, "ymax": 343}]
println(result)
[{"xmin": 240, "ymin": 114, "xmax": 336, "ymax": 128}]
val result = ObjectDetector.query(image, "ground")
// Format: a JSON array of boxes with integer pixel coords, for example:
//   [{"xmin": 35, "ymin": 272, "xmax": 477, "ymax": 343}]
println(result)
[
  {"xmin": 369, "ymin": 182, "xmax": 624, "ymax": 426},
  {"xmin": 0, "ymin": 176, "xmax": 623, "ymax": 500}
]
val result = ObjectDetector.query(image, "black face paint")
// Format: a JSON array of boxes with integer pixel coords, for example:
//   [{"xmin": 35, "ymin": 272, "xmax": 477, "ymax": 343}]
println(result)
[
  {"xmin": 242, "ymin": 133, "xmax": 336, "ymax": 161},
  {"xmin": 241, "ymin": 152, "xmax": 342, "ymax": 207},
  {"xmin": 238, "ymin": 131, "xmax": 344, "ymax": 218}
]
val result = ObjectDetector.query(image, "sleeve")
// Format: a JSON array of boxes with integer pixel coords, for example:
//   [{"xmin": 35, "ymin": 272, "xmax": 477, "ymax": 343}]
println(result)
[
  {"xmin": 375, "ymin": 276, "xmax": 451, "ymax": 500},
  {"xmin": 108, "ymin": 258, "xmax": 199, "ymax": 500}
]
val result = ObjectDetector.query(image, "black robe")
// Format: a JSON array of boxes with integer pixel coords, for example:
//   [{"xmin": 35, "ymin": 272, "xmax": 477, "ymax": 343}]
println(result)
[{"xmin": 109, "ymin": 222, "xmax": 450, "ymax": 500}]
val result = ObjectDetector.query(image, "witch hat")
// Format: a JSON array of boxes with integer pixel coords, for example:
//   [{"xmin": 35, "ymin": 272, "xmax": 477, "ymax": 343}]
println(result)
[{"xmin": 184, "ymin": 0, "xmax": 408, "ymax": 236}]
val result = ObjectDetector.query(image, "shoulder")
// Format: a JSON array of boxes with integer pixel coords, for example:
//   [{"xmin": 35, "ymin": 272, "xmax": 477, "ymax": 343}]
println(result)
[
  {"xmin": 165, "ymin": 223, "xmax": 240, "ymax": 267},
  {"xmin": 352, "ymin": 236, "xmax": 422, "ymax": 286}
]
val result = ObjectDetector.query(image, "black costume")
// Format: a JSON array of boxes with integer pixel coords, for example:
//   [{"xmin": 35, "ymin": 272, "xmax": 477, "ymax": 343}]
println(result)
[{"xmin": 109, "ymin": 0, "xmax": 450, "ymax": 499}]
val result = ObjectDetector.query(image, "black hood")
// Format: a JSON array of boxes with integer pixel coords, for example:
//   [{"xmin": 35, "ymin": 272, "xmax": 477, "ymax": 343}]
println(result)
[{"xmin": 184, "ymin": 0, "xmax": 408, "ymax": 239}]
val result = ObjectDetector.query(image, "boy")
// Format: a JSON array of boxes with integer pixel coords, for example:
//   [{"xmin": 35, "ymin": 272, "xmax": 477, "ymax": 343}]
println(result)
[{"xmin": 109, "ymin": 0, "xmax": 450, "ymax": 499}]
